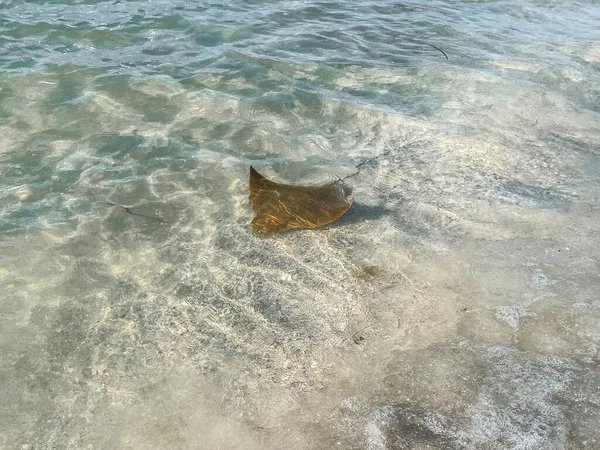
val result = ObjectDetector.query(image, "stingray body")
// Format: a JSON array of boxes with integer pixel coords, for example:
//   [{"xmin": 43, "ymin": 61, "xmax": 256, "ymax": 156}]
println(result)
[{"xmin": 249, "ymin": 166, "xmax": 354, "ymax": 234}]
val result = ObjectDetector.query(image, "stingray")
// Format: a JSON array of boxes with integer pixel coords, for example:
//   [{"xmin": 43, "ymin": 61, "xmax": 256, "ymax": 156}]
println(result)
[{"xmin": 249, "ymin": 166, "xmax": 354, "ymax": 234}]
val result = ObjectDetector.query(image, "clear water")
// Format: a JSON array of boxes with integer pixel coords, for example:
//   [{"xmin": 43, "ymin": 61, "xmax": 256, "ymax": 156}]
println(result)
[{"xmin": 1, "ymin": 1, "xmax": 600, "ymax": 449}]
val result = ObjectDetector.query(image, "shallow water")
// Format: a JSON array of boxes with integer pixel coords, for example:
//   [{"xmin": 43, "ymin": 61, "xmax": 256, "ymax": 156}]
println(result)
[{"xmin": 1, "ymin": 1, "xmax": 600, "ymax": 449}]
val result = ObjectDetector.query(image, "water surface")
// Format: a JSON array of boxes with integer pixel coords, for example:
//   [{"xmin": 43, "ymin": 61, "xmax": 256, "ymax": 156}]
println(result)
[{"xmin": 1, "ymin": 1, "xmax": 600, "ymax": 449}]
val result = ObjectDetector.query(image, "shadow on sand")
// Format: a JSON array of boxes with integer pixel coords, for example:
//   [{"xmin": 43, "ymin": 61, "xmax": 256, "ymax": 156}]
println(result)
[{"xmin": 334, "ymin": 202, "xmax": 391, "ymax": 227}]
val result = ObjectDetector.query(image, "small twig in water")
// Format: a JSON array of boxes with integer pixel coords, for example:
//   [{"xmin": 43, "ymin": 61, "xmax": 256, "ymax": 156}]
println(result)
[
  {"xmin": 428, "ymin": 43, "xmax": 448, "ymax": 60},
  {"xmin": 341, "ymin": 147, "xmax": 392, "ymax": 181},
  {"xmin": 107, "ymin": 202, "xmax": 168, "ymax": 224}
]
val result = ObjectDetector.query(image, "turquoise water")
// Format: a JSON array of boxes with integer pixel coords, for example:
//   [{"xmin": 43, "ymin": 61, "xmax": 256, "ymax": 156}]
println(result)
[{"xmin": 1, "ymin": 1, "xmax": 600, "ymax": 449}]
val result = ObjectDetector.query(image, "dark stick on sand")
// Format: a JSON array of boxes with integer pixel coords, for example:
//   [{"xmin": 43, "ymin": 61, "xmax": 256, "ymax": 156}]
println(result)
[
  {"xmin": 428, "ymin": 43, "xmax": 449, "ymax": 60},
  {"xmin": 107, "ymin": 202, "xmax": 168, "ymax": 224}
]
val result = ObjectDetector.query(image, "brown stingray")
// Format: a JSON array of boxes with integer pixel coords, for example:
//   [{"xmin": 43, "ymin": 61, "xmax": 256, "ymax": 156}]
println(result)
[{"xmin": 249, "ymin": 166, "xmax": 354, "ymax": 234}]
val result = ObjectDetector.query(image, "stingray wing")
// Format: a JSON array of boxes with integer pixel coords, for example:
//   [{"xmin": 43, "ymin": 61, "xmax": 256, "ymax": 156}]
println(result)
[{"xmin": 249, "ymin": 166, "xmax": 278, "ymax": 210}]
